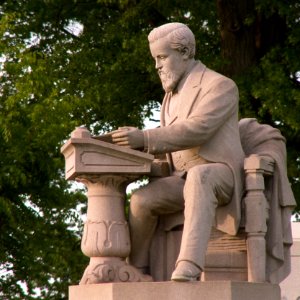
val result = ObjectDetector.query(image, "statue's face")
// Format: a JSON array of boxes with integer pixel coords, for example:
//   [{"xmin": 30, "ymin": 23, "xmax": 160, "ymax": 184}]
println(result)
[{"xmin": 150, "ymin": 38, "xmax": 188, "ymax": 93}]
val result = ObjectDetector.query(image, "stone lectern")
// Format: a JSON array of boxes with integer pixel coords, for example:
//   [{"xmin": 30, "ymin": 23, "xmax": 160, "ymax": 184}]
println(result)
[{"xmin": 61, "ymin": 127, "xmax": 154, "ymax": 285}]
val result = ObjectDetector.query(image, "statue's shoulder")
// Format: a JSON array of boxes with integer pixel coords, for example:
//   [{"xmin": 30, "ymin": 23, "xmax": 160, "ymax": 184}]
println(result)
[{"xmin": 197, "ymin": 62, "xmax": 235, "ymax": 88}]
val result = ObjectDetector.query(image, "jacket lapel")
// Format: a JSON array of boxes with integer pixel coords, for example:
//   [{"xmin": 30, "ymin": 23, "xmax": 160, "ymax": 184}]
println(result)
[
  {"xmin": 177, "ymin": 61, "xmax": 206, "ymax": 119},
  {"xmin": 160, "ymin": 92, "xmax": 170, "ymax": 126}
]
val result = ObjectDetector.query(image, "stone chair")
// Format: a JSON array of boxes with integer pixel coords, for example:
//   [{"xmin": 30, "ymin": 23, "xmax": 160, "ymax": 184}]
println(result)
[{"xmin": 148, "ymin": 118, "xmax": 294, "ymax": 283}]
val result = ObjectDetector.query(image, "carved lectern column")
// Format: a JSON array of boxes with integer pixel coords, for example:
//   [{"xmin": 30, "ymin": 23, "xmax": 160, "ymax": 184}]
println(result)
[{"xmin": 61, "ymin": 127, "xmax": 154, "ymax": 284}]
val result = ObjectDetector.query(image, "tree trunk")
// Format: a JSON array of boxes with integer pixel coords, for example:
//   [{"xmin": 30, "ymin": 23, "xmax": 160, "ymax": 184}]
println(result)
[
  {"xmin": 217, "ymin": 0, "xmax": 256, "ymax": 76},
  {"xmin": 216, "ymin": 0, "xmax": 286, "ymax": 77}
]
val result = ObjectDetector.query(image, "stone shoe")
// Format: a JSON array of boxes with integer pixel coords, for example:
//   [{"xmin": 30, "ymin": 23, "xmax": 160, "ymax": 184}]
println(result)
[{"xmin": 171, "ymin": 261, "xmax": 201, "ymax": 282}]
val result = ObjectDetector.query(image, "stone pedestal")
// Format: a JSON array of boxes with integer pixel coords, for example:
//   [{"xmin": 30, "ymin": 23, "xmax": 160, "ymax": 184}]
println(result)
[
  {"xmin": 77, "ymin": 175, "xmax": 151, "ymax": 284},
  {"xmin": 69, "ymin": 281, "xmax": 281, "ymax": 300}
]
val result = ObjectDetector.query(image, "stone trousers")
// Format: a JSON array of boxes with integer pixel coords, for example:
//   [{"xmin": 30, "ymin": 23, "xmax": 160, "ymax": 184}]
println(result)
[{"xmin": 129, "ymin": 163, "xmax": 234, "ymax": 271}]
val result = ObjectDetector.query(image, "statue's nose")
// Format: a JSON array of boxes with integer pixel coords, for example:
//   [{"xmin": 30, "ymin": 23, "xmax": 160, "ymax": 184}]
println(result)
[{"xmin": 155, "ymin": 59, "xmax": 162, "ymax": 70}]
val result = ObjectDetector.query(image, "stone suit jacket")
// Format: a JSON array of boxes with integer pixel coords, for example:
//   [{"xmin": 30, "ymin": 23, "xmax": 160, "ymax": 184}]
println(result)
[{"xmin": 144, "ymin": 61, "xmax": 245, "ymax": 235}]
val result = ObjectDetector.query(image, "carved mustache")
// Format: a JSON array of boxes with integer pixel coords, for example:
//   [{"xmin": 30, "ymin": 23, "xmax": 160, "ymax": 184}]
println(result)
[{"xmin": 158, "ymin": 71, "xmax": 171, "ymax": 80}]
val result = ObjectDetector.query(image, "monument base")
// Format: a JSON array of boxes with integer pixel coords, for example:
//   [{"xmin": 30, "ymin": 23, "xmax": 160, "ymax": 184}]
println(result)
[{"xmin": 69, "ymin": 281, "xmax": 280, "ymax": 300}]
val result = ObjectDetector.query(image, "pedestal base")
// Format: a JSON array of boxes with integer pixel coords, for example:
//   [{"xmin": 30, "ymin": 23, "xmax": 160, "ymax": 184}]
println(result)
[
  {"xmin": 79, "ymin": 257, "xmax": 153, "ymax": 284},
  {"xmin": 69, "ymin": 281, "xmax": 280, "ymax": 300}
]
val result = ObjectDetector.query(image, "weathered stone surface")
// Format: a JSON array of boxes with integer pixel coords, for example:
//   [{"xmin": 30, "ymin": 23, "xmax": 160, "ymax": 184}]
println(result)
[
  {"xmin": 69, "ymin": 281, "xmax": 281, "ymax": 300},
  {"xmin": 280, "ymin": 222, "xmax": 300, "ymax": 300}
]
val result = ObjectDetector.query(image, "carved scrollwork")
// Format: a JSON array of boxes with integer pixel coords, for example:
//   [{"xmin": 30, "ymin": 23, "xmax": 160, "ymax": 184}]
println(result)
[
  {"xmin": 118, "ymin": 264, "xmax": 139, "ymax": 282},
  {"xmin": 79, "ymin": 261, "xmax": 153, "ymax": 284},
  {"xmin": 80, "ymin": 263, "xmax": 115, "ymax": 284}
]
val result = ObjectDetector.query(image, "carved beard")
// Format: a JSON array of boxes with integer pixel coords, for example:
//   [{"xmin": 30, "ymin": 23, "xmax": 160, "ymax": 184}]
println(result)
[{"xmin": 159, "ymin": 70, "xmax": 182, "ymax": 93}]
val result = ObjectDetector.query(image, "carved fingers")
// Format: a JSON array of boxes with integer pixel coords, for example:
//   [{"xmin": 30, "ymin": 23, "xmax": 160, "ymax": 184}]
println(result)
[{"xmin": 111, "ymin": 127, "xmax": 144, "ymax": 149}]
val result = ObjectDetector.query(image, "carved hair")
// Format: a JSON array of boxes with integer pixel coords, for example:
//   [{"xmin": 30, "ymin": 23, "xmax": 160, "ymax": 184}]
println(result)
[{"xmin": 148, "ymin": 23, "xmax": 196, "ymax": 58}]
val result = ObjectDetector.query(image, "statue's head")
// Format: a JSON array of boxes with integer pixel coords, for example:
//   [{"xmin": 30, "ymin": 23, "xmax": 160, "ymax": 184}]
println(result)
[
  {"xmin": 148, "ymin": 23, "xmax": 196, "ymax": 58},
  {"xmin": 148, "ymin": 23, "xmax": 196, "ymax": 92}
]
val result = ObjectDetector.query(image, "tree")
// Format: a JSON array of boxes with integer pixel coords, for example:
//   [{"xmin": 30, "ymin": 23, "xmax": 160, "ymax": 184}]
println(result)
[{"xmin": 0, "ymin": 0, "xmax": 299, "ymax": 298}]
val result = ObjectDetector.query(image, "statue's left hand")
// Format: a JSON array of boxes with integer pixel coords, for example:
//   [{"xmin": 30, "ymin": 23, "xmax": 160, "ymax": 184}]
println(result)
[{"xmin": 111, "ymin": 127, "xmax": 144, "ymax": 149}]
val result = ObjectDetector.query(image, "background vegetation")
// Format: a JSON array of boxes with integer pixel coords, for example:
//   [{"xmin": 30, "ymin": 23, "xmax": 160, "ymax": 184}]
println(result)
[{"xmin": 0, "ymin": 0, "xmax": 299, "ymax": 298}]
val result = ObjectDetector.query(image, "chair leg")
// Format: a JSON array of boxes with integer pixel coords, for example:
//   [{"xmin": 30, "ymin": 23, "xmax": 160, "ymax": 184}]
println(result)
[
  {"xmin": 244, "ymin": 155, "xmax": 271, "ymax": 282},
  {"xmin": 246, "ymin": 232, "xmax": 266, "ymax": 282}
]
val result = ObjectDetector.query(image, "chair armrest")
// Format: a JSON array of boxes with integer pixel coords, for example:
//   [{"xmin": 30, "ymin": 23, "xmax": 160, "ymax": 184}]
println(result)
[{"xmin": 244, "ymin": 154, "xmax": 275, "ymax": 175}]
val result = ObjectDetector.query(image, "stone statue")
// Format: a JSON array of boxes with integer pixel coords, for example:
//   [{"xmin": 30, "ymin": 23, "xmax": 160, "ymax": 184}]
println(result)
[{"xmin": 111, "ymin": 22, "xmax": 245, "ymax": 281}]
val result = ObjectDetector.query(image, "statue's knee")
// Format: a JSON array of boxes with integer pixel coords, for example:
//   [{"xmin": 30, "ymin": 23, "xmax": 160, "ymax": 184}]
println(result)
[
  {"xmin": 187, "ymin": 165, "xmax": 211, "ymax": 185},
  {"xmin": 130, "ymin": 190, "xmax": 150, "ymax": 216}
]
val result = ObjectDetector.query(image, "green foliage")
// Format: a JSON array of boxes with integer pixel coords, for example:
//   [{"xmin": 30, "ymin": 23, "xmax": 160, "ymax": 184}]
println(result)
[{"xmin": 0, "ymin": 0, "xmax": 299, "ymax": 298}]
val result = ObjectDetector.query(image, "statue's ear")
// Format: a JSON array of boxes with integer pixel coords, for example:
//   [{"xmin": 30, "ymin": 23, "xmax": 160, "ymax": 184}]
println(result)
[{"xmin": 180, "ymin": 47, "xmax": 190, "ymax": 60}]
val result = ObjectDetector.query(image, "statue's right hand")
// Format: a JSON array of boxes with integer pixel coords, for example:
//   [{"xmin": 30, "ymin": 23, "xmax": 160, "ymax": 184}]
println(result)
[{"xmin": 111, "ymin": 127, "xmax": 144, "ymax": 149}]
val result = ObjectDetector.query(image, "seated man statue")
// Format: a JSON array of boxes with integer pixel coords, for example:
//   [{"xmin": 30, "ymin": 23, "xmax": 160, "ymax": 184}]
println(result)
[{"xmin": 111, "ymin": 22, "xmax": 245, "ymax": 281}]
